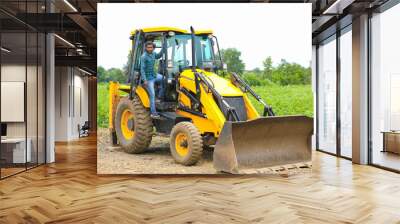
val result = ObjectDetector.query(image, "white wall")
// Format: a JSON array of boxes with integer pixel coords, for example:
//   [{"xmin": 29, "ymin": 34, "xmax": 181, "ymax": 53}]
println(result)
[
  {"xmin": 54, "ymin": 67, "xmax": 89, "ymax": 141},
  {"xmin": 55, "ymin": 67, "xmax": 69, "ymax": 141}
]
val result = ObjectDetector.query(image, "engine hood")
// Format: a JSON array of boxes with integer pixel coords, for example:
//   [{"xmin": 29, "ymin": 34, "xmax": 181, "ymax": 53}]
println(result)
[{"xmin": 198, "ymin": 70, "xmax": 244, "ymax": 97}]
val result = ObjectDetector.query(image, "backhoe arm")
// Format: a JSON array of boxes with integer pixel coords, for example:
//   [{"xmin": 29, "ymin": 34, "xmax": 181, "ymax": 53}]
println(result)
[
  {"xmin": 196, "ymin": 71, "xmax": 240, "ymax": 121},
  {"xmin": 230, "ymin": 72, "xmax": 275, "ymax": 117}
]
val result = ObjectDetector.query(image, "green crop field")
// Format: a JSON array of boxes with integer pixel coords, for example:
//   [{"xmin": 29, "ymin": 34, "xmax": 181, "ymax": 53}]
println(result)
[
  {"xmin": 249, "ymin": 84, "xmax": 313, "ymax": 118},
  {"xmin": 97, "ymin": 83, "xmax": 110, "ymax": 128},
  {"xmin": 97, "ymin": 82, "xmax": 313, "ymax": 128}
]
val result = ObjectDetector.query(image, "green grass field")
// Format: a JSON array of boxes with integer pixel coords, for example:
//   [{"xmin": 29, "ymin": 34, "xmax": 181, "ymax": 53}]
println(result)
[
  {"xmin": 97, "ymin": 83, "xmax": 110, "ymax": 128},
  {"xmin": 97, "ymin": 82, "xmax": 313, "ymax": 128},
  {"xmin": 249, "ymin": 85, "xmax": 313, "ymax": 118}
]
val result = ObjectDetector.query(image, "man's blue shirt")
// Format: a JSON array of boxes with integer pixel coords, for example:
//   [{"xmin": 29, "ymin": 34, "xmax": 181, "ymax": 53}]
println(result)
[{"xmin": 140, "ymin": 50, "xmax": 163, "ymax": 81}]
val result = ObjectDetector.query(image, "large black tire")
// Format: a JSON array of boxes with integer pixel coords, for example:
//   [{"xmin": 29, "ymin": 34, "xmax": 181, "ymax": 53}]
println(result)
[
  {"xmin": 170, "ymin": 122, "xmax": 203, "ymax": 166},
  {"xmin": 115, "ymin": 97, "xmax": 153, "ymax": 153}
]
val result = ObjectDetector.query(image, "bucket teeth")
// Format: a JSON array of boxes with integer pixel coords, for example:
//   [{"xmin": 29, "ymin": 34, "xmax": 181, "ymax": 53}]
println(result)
[{"xmin": 213, "ymin": 116, "xmax": 313, "ymax": 174}]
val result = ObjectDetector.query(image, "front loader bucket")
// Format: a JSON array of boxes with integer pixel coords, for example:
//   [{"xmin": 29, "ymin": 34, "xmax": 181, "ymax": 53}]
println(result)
[{"xmin": 213, "ymin": 116, "xmax": 313, "ymax": 174}]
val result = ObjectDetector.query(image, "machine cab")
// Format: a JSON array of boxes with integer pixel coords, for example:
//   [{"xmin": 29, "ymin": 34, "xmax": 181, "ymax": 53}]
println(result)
[{"xmin": 128, "ymin": 27, "xmax": 223, "ymax": 104}]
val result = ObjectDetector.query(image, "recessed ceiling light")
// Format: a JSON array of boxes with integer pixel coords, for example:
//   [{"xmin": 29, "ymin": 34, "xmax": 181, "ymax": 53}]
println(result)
[
  {"xmin": 54, "ymin": 34, "xmax": 75, "ymax": 48},
  {"xmin": 323, "ymin": 0, "xmax": 354, "ymax": 15},
  {"xmin": 63, "ymin": 0, "xmax": 78, "ymax": 12},
  {"xmin": 1, "ymin": 47, "xmax": 11, "ymax": 53},
  {"xmin": 78, "ymin": 67, "xmax": 92, "ymax": 76}
]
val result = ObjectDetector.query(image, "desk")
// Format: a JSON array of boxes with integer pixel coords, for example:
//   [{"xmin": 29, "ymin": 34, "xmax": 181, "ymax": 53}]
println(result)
[
  {"xmin": 382, "ymin": 131, "xmax": 400, "ymax": 154},
  {"xmin": 1, "ymin": 138, "xmax": 31, "ymax": 164}
]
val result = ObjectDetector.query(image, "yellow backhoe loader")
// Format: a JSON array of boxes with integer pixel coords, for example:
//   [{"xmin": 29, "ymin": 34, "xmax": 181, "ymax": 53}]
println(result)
[{"xmin": 109, "ymin": 26, "xmax": 313, "ymax": 173}]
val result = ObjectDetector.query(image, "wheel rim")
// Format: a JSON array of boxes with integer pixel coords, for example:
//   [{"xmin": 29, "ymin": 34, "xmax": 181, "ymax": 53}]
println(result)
[
  {"xmin": 121, "ymin": 109, "xmax": 134, "ymax": 140},
  {"xmin": 175, "ymin": 133, "xmax": 189, "ymax": 157}
]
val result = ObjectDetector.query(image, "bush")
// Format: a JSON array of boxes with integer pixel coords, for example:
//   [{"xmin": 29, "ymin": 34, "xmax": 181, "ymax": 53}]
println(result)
[
  {"xmin": 243, "ymin": 72, "xmax": 262, "ymax": 86},
  {"xmin": 270, "ymin": 60, "xmax": 311, "ymax": 86},
  {"xmin": 97, "ymin": 66, "xmax": 127, "ymax": 83},
  {"xmin": 242, "ymin": 72, "xmax": 276, "ymax": 86}
]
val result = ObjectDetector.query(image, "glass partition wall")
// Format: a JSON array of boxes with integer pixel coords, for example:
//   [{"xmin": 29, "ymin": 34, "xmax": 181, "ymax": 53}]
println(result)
[
  {"xmin": 339, "ymin": 27, "xmax": 352, "ymax": 159},
  {"xmin": 317, "ymin": 35, "xmax": 337, "ymax": 155},
  {"xmin": 316, "ymin": 26, "xmax": 353, "ymax": 159},
  {"xmin": 0, "ymin": 2, "xmax": 46, "ymax": 179},
  {"xmin": 370, "ymin": 4, "xmax": 400, "ymax": 171},
  {"xmin": 0, "ymin": 30, "xmax": 27, "ymax": 177},
  {"xmin": 316, "ymin": 1, "xmax": 400, "ymax": 172}
]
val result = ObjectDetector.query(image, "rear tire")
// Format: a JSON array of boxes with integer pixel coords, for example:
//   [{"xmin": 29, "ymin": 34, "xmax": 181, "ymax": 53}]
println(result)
[
  {"xmin": 115, "ymin": 97, "xmax": 153, "ymax": 153},
  {"xmin": 170, "ymin": 122, "xmax": 203, "ymax": 165}
]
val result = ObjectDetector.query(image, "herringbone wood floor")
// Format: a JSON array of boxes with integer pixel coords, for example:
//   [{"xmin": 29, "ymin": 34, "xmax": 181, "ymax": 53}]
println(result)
[{"xmin": 1, "ymin": 135, "xmax": 400, "ymax": 224}]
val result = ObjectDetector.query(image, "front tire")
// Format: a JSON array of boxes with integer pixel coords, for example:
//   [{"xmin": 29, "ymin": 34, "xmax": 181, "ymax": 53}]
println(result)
[
  {"xmin": 170, "ymin": 122, "xmax": 203, "ymax": 165},
  {"xmin": 115, "ymin": 97, "xmax": 153, "ymax": 153}
]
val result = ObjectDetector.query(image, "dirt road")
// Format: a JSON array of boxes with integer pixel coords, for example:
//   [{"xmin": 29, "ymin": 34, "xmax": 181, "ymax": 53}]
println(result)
[
  {"xmin": 97, "ymin": 128, "xmax": 216, "ymax": 174},
  {"xmin": 97, "ymin": 128, "xmax": 311, "ymax": 175}
]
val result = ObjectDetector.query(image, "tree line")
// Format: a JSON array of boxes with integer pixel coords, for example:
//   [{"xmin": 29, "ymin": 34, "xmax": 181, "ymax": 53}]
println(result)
[
  {"xmin": 97, "ymin": 48, "xmax": 311, "ymax": 86},
  {"xmin": 221, "ymin": 48, "xmax": 311, "ymax": 86}
]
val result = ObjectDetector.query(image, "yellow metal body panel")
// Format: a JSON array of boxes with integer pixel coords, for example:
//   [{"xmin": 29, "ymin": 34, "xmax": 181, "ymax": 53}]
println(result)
[
  {"xmin": 176, "ymin": 110, "xmax": 220, "ymax": 135},
  {"xmin": 176, "ymin": 69, "xmax": 260, "ymax": 137},
  {"xmin": 130, "ymin": 27, "xmax": 213, "ymax": 36},
  {"xmin": 131, "ymin": 27, "xmax": 187, "ymax": 36},
  {"xmin": 115, "ymin": 84, "xmax": 150, "ymax": 108},
  {"xmin": 179, "ymin": 69, "xmax": 244, "ymax": 97},
  {"xmin": 109, "ymin": 81, "xmax": 120, "ymax": 129},
  {"xmin": 194, "ymin": 29, "xmax": 213, "ymax": 35},
  {"xmin": 178, "ymin": 91, "xmax": 191, "ymax": 107},
  {"xmin": 135, "ymin": 86, "xmax": 150, "ymax": 108},
  {"xmin": 204, "ymin": 71, "xmax": 244, "ymax": 97},
  {"xmin": 243, "ymin": 94, "xmax": 260, "ymax": 120},
  {"xmin": 118, "ymin": 84, "xmax": 131, "ymax": 93}
]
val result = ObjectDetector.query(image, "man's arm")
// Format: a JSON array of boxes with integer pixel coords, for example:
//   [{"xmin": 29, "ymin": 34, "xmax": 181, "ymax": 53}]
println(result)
[
  {"xmin": 140, "ymin": 54, "xmax": 147, "ymax": 82},
  {"xmin": 155, "ymin": 47, "xmax": 165, "ymax": 59}
]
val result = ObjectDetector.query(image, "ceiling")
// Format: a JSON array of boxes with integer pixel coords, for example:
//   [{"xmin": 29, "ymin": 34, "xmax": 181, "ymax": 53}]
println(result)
[
  {"xmin": 309, "ymin": 0, "xmax": 390, "ymax": 43},
  {"xmin": 0, "ymin": 0, "xmax": 98, "ymax": 74}
]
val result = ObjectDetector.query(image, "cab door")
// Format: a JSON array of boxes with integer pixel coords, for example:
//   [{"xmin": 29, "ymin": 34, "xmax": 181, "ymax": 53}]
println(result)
[{"xmin": 128, "ymin": 30, "xmax": 143, "ymax": 87}]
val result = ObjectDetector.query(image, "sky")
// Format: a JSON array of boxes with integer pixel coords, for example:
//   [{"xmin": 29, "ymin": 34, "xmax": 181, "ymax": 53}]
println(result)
[{"xmin": 97, "ymin": 3, "xmax": 311, "ymax": 70}]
